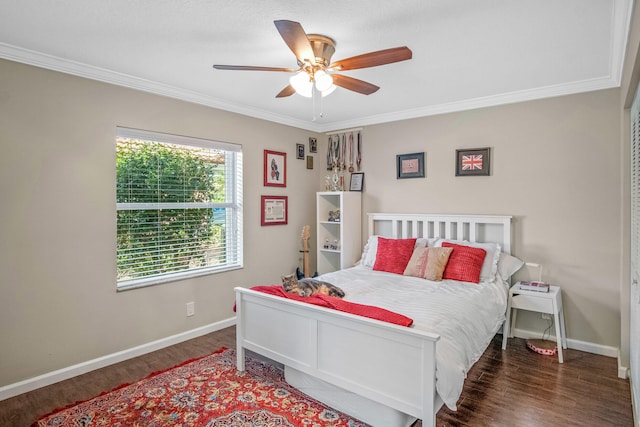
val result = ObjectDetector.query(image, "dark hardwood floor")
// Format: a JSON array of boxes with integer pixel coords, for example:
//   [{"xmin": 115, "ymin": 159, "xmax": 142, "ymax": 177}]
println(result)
[{"xmin": 0, "ymin": 327, "xmax": 633, "ymax": 426}]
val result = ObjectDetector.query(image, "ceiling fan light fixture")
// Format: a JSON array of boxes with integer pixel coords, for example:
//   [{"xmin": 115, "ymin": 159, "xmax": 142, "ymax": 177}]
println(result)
[
  {"xmin": 290, "ymin": 71, "xmax": 313, "ymax": 97},
  {"xmin": 214, "ymin": 21, "xmax": 412, "ymax": 100},
  {"xmin": 321, "ymin": 84, "xmax": 336, "ymax": 97},
  {"xmin": 314, "ymin": 69, "xmax": 333, "ymax": 92}
]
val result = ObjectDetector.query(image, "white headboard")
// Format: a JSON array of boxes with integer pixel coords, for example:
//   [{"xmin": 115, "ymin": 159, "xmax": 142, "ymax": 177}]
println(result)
[{"xmin": 367, "ymin": 213, "xmax": 513, "ymax": 255}]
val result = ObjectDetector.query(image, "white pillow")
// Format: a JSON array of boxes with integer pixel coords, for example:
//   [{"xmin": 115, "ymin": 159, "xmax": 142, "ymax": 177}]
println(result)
[
  {"xmin": 359, "ymin": 236, "xmax": 434, "ymax": 268},
  {"xmin": 360, "ymin": 235, "xmax": 379, "ymax": 268},
  {"xmin": 435, "ymin": 239, "xmax": 501, "ymax": 282},
  {"xmin": 497, "ymin": 253, "xmax": 525, "ymax": 280}
]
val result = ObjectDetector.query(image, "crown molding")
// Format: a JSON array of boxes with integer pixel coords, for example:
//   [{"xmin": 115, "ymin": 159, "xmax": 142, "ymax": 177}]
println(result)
[
  {"xmin": 0, "ymin": 35, "xmax": 624, "ymax": 134},
  {"xmin": 318, "ymin": 76, "xmax": 620, "ymax": 133},
  {"xmin": 0, "ymin": 43, "xmax": 319, "ymax": 132}
]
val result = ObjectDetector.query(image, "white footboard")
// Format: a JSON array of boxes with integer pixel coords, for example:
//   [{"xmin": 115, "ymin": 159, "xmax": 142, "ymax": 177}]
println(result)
[{"xmin": 235, "ymin": 287, "xmax": 443, "ymax": 426}]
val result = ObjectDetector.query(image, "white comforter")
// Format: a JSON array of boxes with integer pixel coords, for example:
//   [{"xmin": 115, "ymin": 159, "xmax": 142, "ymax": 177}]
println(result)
[{"xmin": 318, "ymin": 266, "xmax": 508, "ymax": 410}]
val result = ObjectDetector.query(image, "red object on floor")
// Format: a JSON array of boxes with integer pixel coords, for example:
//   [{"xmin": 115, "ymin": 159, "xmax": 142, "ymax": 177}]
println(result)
[{"xmin": 526, "ymin": 339, "xmax": 558, "ymax": 356}]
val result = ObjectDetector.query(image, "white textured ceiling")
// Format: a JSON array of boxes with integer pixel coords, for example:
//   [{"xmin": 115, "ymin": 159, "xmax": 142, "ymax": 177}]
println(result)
[{"xmin": 0, "ymin": 0, "xmax": 632, "ymax": 132}]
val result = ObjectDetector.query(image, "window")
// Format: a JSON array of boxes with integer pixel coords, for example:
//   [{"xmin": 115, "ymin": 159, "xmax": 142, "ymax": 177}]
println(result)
[{"xmin": 116, "ymin": 127, "xmax": 243, "ymax": 290}]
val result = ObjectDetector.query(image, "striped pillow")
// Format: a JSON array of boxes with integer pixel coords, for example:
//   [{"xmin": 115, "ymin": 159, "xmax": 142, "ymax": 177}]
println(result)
[
  {"xmin": 441, "ymin": 242, "xmax": 487, "ymax": 283},
  {"xmin": 373, "ymin": 237, "xmax": 417, "ymax": 275}
]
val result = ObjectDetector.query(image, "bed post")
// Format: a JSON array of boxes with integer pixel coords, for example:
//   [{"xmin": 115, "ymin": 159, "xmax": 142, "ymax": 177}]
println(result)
[
  {"xmin": 422, "ymin": 339, "xmax": 438, "ymax": 427},
  {"xmin": 234, "ymin": 288, "xmax": 245, "ymax": 371}
]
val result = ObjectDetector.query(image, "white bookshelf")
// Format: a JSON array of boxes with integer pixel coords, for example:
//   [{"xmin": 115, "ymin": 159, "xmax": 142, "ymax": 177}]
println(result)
[{"xmin": 316, "ymin": 191, "xmax": 362, "ymax": 275}]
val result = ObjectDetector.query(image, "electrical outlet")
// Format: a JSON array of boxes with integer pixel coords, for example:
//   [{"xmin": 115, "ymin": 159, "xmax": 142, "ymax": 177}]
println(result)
[
  {"xmin": 541, "ymin": 313, "xmax": 552, "ymax": 320},
  {"xmin": 186, "ymin": 302, "xmax": 195, "ymax": 317}
]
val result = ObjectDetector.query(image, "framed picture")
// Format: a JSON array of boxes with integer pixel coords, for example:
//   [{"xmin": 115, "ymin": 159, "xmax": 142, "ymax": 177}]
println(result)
[
  {"xmin": 296, "ymin": 143, "xmax": 305, "ymax": 160},
  {"xmin": 396, "ymin": 152, "xmax": 425, "ymax": 179},
  {"xmin": 309, "ymin": 137, "xmax": 317, "ymax": 153},
  {"xmin": 261, "ymin": 195, "xmax": 288, "ymax": 226},
  {"xmin": 455, "ymin": 147, "xmax": 491, "ymax": 176},
  {"xmin": 350, "ymin": 172, "xmax": 364, "ymax": 191},
  {"xmin": 306, "ymin": 155, "xmax": 313, "ymax": 169},
  {"xmin": 264, "ymin": 150, "xmax": 286, "ymax": 187}
]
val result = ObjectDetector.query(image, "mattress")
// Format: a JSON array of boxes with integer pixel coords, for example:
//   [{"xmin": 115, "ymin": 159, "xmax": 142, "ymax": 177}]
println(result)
[{"xmin": 310, "ymin": 265, "xmax": 509, "ymax": 411}]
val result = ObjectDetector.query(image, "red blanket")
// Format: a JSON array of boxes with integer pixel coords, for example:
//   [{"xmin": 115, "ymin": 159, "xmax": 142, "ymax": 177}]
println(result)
[{"xmin": 240, "ymin": 285, "xmax": 413, "ymax": 327}]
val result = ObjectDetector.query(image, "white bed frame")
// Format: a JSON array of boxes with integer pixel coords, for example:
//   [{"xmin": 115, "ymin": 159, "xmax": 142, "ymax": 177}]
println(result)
[{"xmin": 235, "ymin": 213, "xmax": 512, "ymax": 426}]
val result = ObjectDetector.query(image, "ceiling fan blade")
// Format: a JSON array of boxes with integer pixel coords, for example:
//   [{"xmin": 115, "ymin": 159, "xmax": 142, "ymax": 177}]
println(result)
[
  {"xmin": 276, "ymin": 85, "xmax": 296, "ymax": 98},
  {"xmin": 332, "ymin": 74, "xmax": 379, "ymax": 95},
  {"xmin": 274, "ymin": 20, "xmax": 315, "ymax": 63},
  {"xmin": 330, "ymin": 46, "xmax": 412, "ymax": 71},
  {"xmin": 213, "ymin": 65, "xmax": 295, "ymax": 72}
]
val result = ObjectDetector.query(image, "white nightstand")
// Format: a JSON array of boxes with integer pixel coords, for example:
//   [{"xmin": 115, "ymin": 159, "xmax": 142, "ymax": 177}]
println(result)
[{"xmin": 501, "ymin": 282, "xmax": 568, "ymax": 363}]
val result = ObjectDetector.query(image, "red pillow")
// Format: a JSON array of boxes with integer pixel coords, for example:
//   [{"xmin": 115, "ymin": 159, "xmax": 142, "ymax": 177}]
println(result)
[
  {"xmin": 373, "ymin": 237, "xmax": 417, "ymax": 274},
  {"xmin": 441, "ymin": 242, "xmax": 487, "ymax": 283}
]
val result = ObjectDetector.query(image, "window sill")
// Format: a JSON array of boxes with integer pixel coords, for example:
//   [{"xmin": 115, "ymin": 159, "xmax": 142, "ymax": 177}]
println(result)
[{"xmin": 116, "ymin": 264, "xmax": 243, "ymax": 292}]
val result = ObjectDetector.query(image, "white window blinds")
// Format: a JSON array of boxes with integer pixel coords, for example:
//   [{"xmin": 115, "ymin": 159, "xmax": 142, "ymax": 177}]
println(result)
[{"xmin": 116, "ymin": 127, "xmax": 243, "ymax": 290}]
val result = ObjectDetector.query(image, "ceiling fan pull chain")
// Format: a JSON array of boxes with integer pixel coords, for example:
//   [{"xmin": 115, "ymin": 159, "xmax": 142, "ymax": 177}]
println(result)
[{"xmin": 311, "ymin": 86, "xmax": 317, "ymax": 121}]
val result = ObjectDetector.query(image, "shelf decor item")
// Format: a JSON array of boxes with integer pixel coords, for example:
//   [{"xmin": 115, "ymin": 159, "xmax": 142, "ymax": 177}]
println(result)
[
  {"xmin": 264, "ymin": 150, "xmax": 286, "ymax": 187},
  {"xmin": 396, "ymin": 152, "xmax": 425, "ymax": 179},
  {"xmin": 455, "ymin": 147, "xmax": 491, "ymax": 176},
  {"xmin": 329, "ymin": 164, "xmax": 343, "ymax": 191},
  {"xmin": 261, "ymin": 195, "xmax": 288, "ymax": 226}
]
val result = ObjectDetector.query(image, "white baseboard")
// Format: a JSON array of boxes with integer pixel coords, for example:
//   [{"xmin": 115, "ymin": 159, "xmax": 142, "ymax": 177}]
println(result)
[
  {"xmin": 510, "ymin": 327, "xmax": 628, "ymax": 378},
  {"xmin": 0, "ymin": 317, "xmax": 236, "ymax": 401},
  {"xmin": 619, "ymin": 348, "xmax": 630, "ymax": 380}
]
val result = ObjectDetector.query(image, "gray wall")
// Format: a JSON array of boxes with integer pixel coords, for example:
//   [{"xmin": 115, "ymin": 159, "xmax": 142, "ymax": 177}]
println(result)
[
  {"xmin": 0, "ymin": 55, "xmax": 624, "ymax": 387},
  {"xmin": 356, "ymin": 89, "xmax": 622, "ymax": 350},
  {"xmin": 0, "ymin": 59, "xmax": 324, "ymax": 386}
]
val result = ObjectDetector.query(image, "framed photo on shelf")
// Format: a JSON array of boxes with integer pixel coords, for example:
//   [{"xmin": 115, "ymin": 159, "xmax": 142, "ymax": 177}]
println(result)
[
  {"xmin": 350, "ymin": 172, "xmax": 364, "ymax": 191},
  {"xmin": 261, "ymin": 195, "xmax": 288, "ymax": 226},
  {"xmin": 264, "ymin": 150, "xmax": 286, "ymax": 187},
  {"xmin": 296, "ymin": 143, "xmax": 305, "ymax": 160},
  {"xmin": 455, "ymin": 147, "xmax": 491, "ymax": 176},
  {"xmin": 309, "ymin": 137, "xmax": 317, "ymax": 153},
  {"xmin": 396, "ymin": 152, "xmax": 425, "ymax": 179}
]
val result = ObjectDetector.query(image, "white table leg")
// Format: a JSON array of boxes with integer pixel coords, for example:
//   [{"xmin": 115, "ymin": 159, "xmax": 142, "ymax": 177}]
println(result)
[
  {"xmin": 502, "ymin": 305, "xmax": 511, "ymax": 350},
  {"xmin": 554, "ymin": 312, "xmax": 564, "ymax": 363},
  {"xmin": 559, "ymin": 308, "xmax": 567, "ymax": 349}
]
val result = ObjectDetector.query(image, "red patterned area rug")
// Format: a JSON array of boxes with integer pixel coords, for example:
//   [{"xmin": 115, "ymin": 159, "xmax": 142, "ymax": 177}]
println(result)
[{"xmin": 33, "ymin": 348, "xmax": 369, "ymax": 426}]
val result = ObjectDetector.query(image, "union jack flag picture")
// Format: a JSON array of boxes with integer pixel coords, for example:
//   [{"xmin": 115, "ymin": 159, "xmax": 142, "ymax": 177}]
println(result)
[
  {"xmin": 461, "ymin": 154, "xmax": 483, "ymax": 170},
  {"xmin": 456, "ymin": 147, "xmax": 491, "ymax": 176}
]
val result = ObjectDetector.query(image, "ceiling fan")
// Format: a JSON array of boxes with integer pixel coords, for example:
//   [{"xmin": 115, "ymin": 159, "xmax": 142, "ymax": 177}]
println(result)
[{"xmin": 213, "ymin": 20, "xmax": 412, "ymax": 98}]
